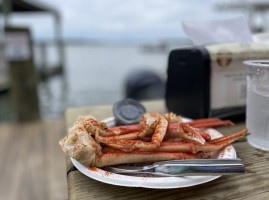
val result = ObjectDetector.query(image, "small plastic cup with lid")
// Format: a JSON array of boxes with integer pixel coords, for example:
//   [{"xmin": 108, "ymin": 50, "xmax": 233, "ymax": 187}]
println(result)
[{"xmin": 113, "ymin": 99, "xmax": 146, "ymax": 125}]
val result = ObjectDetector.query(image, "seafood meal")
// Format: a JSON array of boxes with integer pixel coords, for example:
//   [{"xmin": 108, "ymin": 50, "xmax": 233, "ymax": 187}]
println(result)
[{"xmin": 59, "ymin": 112, "xmax": 248, "ymax": 167}]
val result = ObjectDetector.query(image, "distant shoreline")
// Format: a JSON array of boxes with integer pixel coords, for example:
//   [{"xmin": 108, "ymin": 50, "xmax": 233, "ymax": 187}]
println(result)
[{"xmin": 33, "ymin": 37, "xmax": 193, "ymax": 46}]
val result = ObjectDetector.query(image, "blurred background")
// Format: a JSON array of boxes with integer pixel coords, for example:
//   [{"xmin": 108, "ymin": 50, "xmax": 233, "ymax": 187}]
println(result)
[
  {"xmin": 1, "ymin": 0, "xmax": 268, "ymax": 122},
  {"xmin": 1, "ymin": 0, "xmax": 269, "ymax": 199}
]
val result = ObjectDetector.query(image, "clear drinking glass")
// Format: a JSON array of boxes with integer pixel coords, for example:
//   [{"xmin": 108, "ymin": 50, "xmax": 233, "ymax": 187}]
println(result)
[{"xmin": 244, "ymin": 60, "xmax": 269, "ymax": 151}]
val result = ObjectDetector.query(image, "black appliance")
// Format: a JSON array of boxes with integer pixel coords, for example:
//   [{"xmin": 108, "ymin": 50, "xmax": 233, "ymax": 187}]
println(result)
[{"xmin": 165, "ymin": 43, "xmax": 269, "ymax": 119}]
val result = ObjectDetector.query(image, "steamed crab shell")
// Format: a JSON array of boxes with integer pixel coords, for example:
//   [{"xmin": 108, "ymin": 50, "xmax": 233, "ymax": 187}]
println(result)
[{"xmin": 59, "ymin": 121, "xmax": 101, "ymax": 167}]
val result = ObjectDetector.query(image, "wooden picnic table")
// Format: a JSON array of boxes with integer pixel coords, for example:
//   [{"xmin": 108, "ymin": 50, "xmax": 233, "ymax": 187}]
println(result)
[{"xmin": 65, "ymin": 100, "xmax": 269, "ymax": 200}]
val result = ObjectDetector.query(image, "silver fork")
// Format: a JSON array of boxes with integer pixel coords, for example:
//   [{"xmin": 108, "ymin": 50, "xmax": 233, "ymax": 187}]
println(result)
[{"xmin": 105, "ymin": 159, "xmax": 245, "ymax": 176}]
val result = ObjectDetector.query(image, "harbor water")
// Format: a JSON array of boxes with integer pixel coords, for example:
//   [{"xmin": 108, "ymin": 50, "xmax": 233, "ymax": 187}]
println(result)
[{"xmin": 37, "ymin": 44, "xmax": 169, "ymax": 119}]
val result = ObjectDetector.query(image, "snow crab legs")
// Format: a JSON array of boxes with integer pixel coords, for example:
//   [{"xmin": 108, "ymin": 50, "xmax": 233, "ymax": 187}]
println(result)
[
  {"xmin": 59, "ymin": 113, "xmax": 248, "ymax": 167},
  {"xmin": 95, "ymin": 113, "xmax": 235, "ymax": 150}
]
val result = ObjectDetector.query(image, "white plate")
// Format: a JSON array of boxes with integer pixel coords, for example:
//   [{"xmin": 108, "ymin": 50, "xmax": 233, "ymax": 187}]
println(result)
[{"xmin": 71, "ymin": 117, "xmax": 236, "ymax": 189}]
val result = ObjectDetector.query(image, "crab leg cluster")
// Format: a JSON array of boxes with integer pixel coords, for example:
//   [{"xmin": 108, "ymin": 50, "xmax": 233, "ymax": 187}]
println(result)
[{"xmin": 59, "ymin": 112, "xmax": 248, "ymax": 167}]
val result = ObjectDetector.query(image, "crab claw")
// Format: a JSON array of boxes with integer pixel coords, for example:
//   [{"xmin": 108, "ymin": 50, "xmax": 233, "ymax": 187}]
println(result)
[{"xmin": 166, "ymin": 123, "xmax": 206, "ymax": 144}]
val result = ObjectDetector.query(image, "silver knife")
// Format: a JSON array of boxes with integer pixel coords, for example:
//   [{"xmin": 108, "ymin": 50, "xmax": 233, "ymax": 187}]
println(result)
[{"xmin": 105, "ymin": 159, "xmax": 245, "ymax": 176}]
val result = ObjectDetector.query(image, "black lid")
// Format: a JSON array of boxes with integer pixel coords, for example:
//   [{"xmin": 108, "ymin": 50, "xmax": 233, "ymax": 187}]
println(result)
[{"xmin": 113, "ymin": 99, "xmax": 146, "ymax": 125}]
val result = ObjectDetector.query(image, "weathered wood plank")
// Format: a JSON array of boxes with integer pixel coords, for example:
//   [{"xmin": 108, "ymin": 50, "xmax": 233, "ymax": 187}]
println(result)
[{"xmin": 0, "ymin": 119, "xmax": 67, "ymax": 200}]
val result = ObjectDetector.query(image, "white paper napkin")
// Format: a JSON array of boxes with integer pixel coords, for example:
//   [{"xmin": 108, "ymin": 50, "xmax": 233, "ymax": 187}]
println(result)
[{"xmin": 182, "ymin": 16, "xmax": 253, "ymax": 46}]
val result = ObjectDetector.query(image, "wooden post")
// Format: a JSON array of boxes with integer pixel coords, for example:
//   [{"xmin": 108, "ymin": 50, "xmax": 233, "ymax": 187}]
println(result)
[
  {"xmin": 2, "ymin": 0, "xmax": 12, "ymax": 26},
  {"xmin": 5, "ymin": 27, "xmax": 40, "ymax": 121}
]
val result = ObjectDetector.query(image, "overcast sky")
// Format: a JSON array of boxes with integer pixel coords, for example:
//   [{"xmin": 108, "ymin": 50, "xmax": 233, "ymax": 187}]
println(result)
[{"xmin": 8, "ymin": 0, "xmax": 242, "ymax": 42}]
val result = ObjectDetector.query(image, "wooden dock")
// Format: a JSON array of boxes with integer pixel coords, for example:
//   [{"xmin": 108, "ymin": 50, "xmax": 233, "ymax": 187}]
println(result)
[{"xmin": 0, "ymin": 119, "xmax": 67, "ymax": 200}]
